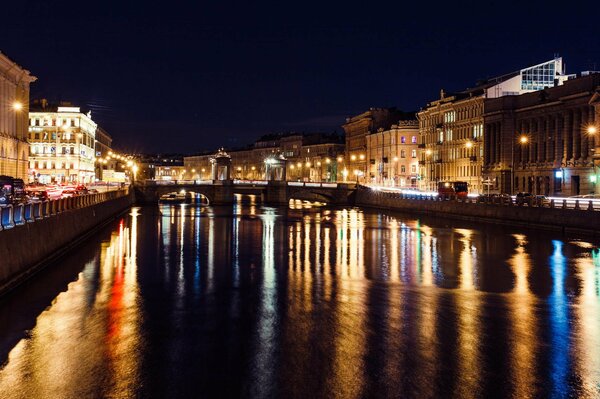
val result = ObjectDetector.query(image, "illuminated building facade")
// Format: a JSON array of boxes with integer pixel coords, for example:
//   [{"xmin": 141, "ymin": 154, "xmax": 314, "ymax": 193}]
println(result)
[
  {"xmin": 483, "ymin": 73, "xmax": 600, "ymax": 195},
  {"xmin": 419, "ymin": 57, "xmax": 572, "ymax": 194},
  {"xmin": 184, "ymin": 133, "xmax": 344, "ymax": 182},
  {"xmin": 94, "ymin": 126, "xmax": 113, "ymax": 180},
  {"xmin": 342, "ymin": 108, "xmax": 411, "ymax": 183},
  {"xmin": 28, "ymin": 102, "xmax": 97, "ymax": 183},
  {"xmin": 366, "ymin": 120, "xmax": 419, "ymax": 186},
  {"xmin": 0, "ymin": 52, "xmax": 36, "ymax": 179}
]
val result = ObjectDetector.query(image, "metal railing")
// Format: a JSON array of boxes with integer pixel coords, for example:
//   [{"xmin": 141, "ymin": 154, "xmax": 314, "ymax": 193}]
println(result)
[
  {"xmin": 0, "ymin": 188, "xmax": 129, "ymax": 232},
  {"xmin": 365, "ymin": 188, "xmax": 600, "ymax": 211}
]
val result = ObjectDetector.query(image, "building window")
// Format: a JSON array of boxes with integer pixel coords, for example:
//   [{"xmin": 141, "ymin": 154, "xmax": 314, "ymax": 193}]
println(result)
[
  {"xmin": 411, "ymin": 150, "xmax": 417, "ymax": 158},
  {"xmin": 411, "ymin": 165, "xmax": 417, "ymax": 173},
  {"xmin": 439, "ymin": 131, "xmax": 444, "ymax": 143},
  {"xmin": 444, "ymin": 111, "xmax": 456, "ymax": 123},
  {"xmin": 411, "ymin": 136, "xmax": 417, "ymax": 144},
  {"xmin": 401, "ymin": 165, "xmax": 406, "ymax": 173},
  {"xmin": 401, "ymin": 150, "xmax": 406, "ymax": 158},
  {"xmin": 401, "ymin": 136, "xmax": 406, "ymax": 144}
]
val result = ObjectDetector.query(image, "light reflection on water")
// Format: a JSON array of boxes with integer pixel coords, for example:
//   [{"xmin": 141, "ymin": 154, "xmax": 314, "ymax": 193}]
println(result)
[{"xmin": 0, "ymin": 200, "xmax": 600, "ymax": 398}]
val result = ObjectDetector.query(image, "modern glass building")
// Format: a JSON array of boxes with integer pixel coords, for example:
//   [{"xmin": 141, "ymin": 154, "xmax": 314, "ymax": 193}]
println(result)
[{"xmin": 520, "ymin": 58, "xmax": 567, "ymax": 91}]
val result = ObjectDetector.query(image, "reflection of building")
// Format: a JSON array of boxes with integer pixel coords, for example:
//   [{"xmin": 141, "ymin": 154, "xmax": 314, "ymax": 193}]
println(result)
[
  {"xmin": 0, "ymin": 52, "xmax": 36, "ymax": 179},
  {"xmin": 366, "ymin": 120, "xmax": 419, "ymax": 186},
  {"xmin": 419, "ymin": 57, "xmax": 572, "ymax": 194},
  {"xmin": 483, "ymin": 73, "xmax": 600, "ymax": 195},
  {"xmin": 28, "ymin": 101, "xmax": 97, "ymax": 183},
  {"xmin": 184, "ymin": 133, "xmax": 344, "ymax": 182},
  {"xmin": 342, "ymin": 108, "xmax": 412, "ymax": 183}
]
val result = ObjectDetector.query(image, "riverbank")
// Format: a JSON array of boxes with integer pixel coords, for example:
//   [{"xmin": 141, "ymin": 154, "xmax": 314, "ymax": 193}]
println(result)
[
  {"xmin": 0, "ymin": 189, "xmax": 135, "ymax": 296},
  {"xmin": 355, "ymin": 186, "xmax": 600, "ymax": 235}
]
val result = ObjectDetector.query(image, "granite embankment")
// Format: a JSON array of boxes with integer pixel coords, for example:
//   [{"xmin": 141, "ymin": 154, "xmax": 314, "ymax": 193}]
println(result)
[
  {"xmin": 355, "ymin": 186, "xmax": 600, "ymax": 234},
  {"xmin": 0, "ymin": 189, "xmax": 134, "ymax": 295}
]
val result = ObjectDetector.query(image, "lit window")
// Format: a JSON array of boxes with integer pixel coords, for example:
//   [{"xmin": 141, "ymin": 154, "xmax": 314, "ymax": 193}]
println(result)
[
  {"xmin": 401, "ymin": 136, "xmax": 406, "ymax": 144},
  {"xmin": 411, "ymin": 150, "xmax": 417, "ymax": 158},
  {"xmin": 411, "ymin": 136, "xmax": 417, "ymax": 144}
]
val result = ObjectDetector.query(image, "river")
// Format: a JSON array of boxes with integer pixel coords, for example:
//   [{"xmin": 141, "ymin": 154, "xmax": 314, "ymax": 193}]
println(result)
[{"xmin": 0, "ymin": 196, "xmax": 599, "ymax": 398}]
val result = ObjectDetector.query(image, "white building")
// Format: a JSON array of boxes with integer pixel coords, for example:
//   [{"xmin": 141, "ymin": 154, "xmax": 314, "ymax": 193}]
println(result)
[
  {"xmin": 484, "ymin": 57, "xmax": 573, "ymax": 98},
  {"xmin": 28, "ymin": 102, "xmax": 97, "ymax": 184}
]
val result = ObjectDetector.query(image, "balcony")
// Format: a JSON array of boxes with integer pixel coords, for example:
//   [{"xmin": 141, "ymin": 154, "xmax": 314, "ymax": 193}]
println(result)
[
  {"xmin": 469, "ymin": 156, "xmax": 477, "ymax": 162},
  {"xmin": 435, "ymin": 159, "xmax": 443, "ymax": 164},
  {"xmin": 418, "ymin": 143, "xmax": 426, "ymax": 149},
  {"xmin": 418, "ymin": 160, "xmax": 426, "ymax": 165}
]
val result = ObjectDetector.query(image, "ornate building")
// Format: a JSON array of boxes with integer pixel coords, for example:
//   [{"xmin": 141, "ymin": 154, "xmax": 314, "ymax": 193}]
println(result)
[
  {"xmin": 419, "ymin": 57, "xmax": 572, "ymax": 194},
  {"xmin": 342, "ymin": 108, "xmax": 411, "ymax": 183},
  {"xmin": 365, "ymin": 120, "xmax": 419, "ymax": 186},
  {"xmin": 0, "ymin": 51, "xmax": 36, "ymax": 179},
  {"xmin": 184, "ymin": 133, "xmax": 344, "ymax": 182},
  {"xmin": 28, "ymin": 101, "xmax": 97, "ymax": 184},
  {"xmin": 483, "ymin": 73, "xmax": 600, "ymax": 196}
]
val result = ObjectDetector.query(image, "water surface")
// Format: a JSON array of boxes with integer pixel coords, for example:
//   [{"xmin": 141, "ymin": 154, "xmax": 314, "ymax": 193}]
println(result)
[{"xmin": 0, "ymin": 198, "xmax": 599, "ymax": 398}]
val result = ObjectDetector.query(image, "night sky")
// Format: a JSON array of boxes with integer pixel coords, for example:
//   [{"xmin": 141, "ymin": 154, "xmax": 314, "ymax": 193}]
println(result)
[{"xmin": 3, "ymin": 1, "xmax": 599, "ymax": 153}]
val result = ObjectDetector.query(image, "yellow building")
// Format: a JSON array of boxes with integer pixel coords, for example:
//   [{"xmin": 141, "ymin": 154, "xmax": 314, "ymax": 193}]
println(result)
[
  {"xmin": 419, "ymin": 57, "xmax": 573, "ymax": 194},
  {"xmin": 184, "ymin": 133, "xmax": 344, "ymax": 182},
  {"xmin": 342, "ymin": 108, "xmax": 409, "ymax": 183},
  {"xmin": 28, "ymin": 101, "xmax": 97, "ymax": 184},
  {"xmin": 0, "ymin": 51, "xmax": 36, "ymax": 179},
  {"xmin": 418, "ymin": 93, "xmax": 484, "ymax": 193},
  {"xmin": 366, "ymin": 120, "xmax": 419, "ymax": 186}
]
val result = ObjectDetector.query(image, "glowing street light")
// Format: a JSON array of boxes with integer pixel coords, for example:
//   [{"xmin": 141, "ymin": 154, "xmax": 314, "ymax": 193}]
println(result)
[
  {"xmin": 588, "ymin": 126, "xmax": 597, "ymax": 135},
  {"xmin": 425, "ymin": 149, "xmax": 432, "ymax": 156},
  {"xmin": 337, "ymin": 156, "xmax": 343, "ymax": 162},
  {"xmin": 12, "ymin": 102, "xmax": 23, "ymax": 111},
  {"xmin": 519, "ymin": 135, "xmax": 528, "ymax": 144},
  {"xmin": 465, "ymin": 141, "xmax": 473, "ymax": 149},
  {"xmin": 359, "ymin": 154, "xmax": 365, "ymax": 160},
  {"xmin": 351, "ymin": 154, "xmax": 357, "ymax": 161}
]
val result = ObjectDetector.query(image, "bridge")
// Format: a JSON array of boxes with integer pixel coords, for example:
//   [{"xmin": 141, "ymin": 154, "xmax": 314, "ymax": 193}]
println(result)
[
  {"xmin": 133, "ymin": 179, "xmax": 357, "ymax": 205},
  {"xmin": 134, "ymin": 149, "xmax": 356, "ymax": 205}
]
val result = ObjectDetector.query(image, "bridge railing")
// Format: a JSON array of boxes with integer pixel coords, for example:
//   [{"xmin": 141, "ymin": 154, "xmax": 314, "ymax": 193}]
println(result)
[
  {"xmin": 288, "ymin": 181, "xmax": 340, "ymax": 188},
  {"xmin": 0, "ymin": 188, "xmax": 130, "ymax": 233},
  {"xmin": 363, "ymin": 186, "xmax": 600, "ymax": 211}
]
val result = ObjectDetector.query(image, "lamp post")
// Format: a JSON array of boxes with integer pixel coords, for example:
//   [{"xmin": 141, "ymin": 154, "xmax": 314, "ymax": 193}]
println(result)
[
  {"xmin": 588, "ymin": 125, "xmax": 599, "ymax": 194},
  {"xmin": 511, "ymin": 135, "xmax": 528, "ymax": 194}
]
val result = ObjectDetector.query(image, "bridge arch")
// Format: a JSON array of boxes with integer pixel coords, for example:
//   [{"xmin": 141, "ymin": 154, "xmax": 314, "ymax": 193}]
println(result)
[
  {"xmin": 287, "ymin": 188, "xmax": 334, "ymax": 204},
  {"xmin": 152, "ymin": 185, "xmax": 215, "ymax": 205}
]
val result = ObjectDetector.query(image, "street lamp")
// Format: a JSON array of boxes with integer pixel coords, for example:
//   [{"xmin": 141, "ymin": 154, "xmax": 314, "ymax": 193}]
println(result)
[
  {"xmin": 12, "ymin": 101, "xmax": 23, "ymax": 111},
  {"xmin": 511, "ymin": 134, "xmax": 529, "ymax": 194}
]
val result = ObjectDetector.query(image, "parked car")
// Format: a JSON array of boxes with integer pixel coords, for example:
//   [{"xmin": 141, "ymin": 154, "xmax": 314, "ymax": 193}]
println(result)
[
  {"xmin": 534, "ymin": 195, "xmax": 551, "ymax": 206},
  {"xmin": 0, "ymin": 175, "xmax": 27, "ymax": 205},
  {"xmin": 477, "ymin": 193, "xmax": 511, "ymax": 203},
  {"xmin": 515, "ymin": 192, "xmax": 532, "ymax": 205}
]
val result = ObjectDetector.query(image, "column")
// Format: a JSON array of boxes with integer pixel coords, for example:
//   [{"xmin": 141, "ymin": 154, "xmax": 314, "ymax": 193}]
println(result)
[
  {"xmin": 573, "ymin": 108, "xmax": 581, "ymax": 160},
  {"xmin": 495, "ymin": 122, "xmax": 502, "ymax": 165},
  {"xmin": 528, "ymin": 119, "xmax": 535, "ymax": 163},
  {"xmin": 581, "ymin": 107, "xmax": 589, "ymax": 159},
  {"xmin": 564, "ymin": 111, "xmax": 572, "ymax": 160},
  {"xmin": 537, "ymin": 117, "xmax": 545, "ymax": 162},
  {"xmin": 484, "ymin": 124, "xmax": 491, "ymax": 166},
  {"xmin": 554, "ymin": 115, "xmax": 563, "ymax": 165},
  {"xmin": 545, "ymin": 117, "xmax": 553, "ymax": 162}
]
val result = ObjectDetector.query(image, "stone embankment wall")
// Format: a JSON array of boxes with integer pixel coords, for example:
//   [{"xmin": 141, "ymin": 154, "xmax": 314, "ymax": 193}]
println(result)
[
  {"xmin": 355, "ymin": 187, "xmax": 600, "ymax": 234},
  {"xmin": 0, "ymin": 189, "xmax": 135, "ymax": 295}
]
